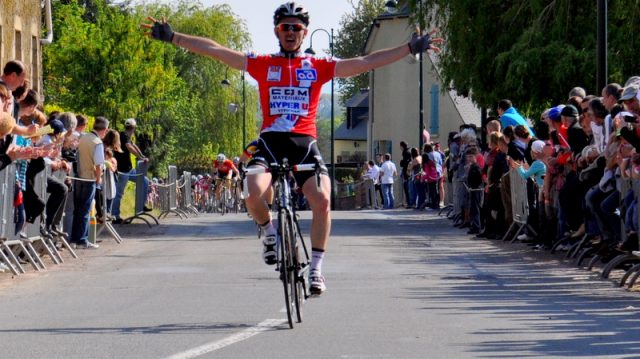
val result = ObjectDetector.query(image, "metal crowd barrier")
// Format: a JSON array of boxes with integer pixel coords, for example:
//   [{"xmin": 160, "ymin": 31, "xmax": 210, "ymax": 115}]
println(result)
[
  {"xmin": 502, "ymin": 169, "xmax": 537, "ymax": 242},
  {"xmin": 0, "ymin": 158, "xmax": 204, "ymax": 277},
  {"xmin": 0, "ymin": 163, "xmax": 73, "ymax": 275},
  {"xmin": 0, "ymin": 164, "xmax": 24, "ymax": 275},
  {"xmin": 122, "ymin": 160, "xmax": 159, "ymax": 227},
  {"xmin": 96, "ymin": 167, "xmax": 122, "ymax": 243},
  {"xmin": 159, "ymin": 165, "xmax": 187, "ymax": 220},
  {"xmin": 181, "ymin": 171, "xmax": 199, "ymax": 216},
  {"xmin": 599, "ymin": 176, "xmax": 640, "ymax": 280}
]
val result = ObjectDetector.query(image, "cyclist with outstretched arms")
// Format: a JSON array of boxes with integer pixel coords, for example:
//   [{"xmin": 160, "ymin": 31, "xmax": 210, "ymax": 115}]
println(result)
[{"xmin": 143, "ymin": 2, "xmax": 442, "ymax": 295}]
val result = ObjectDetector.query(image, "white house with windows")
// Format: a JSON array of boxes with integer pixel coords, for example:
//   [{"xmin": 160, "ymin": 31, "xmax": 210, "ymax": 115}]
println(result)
[{"xmin": 364, "ymin": 6, "xmax": 480, "ymax": 161}]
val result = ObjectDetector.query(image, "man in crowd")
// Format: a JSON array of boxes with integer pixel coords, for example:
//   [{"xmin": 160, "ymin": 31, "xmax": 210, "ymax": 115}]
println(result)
[
  {"xmin": 399, "ymin": 141, "xmax": 411, "ymax": 208},
  {"xmin": 71, "ymin": 117, "xmax": 109, "ymax": 249},
  {"xmin": 364, "ymin": 160, "xmax": 380, "ymax": 209},
  {"xmin": 379, "ymin": 153, "xmax": 398, "ymax": 209},
  {"xmin": 112, "ymin": 118, "xmax": 151, "ymax": 224},
  {"xmin": 497, "ymin": 99, "xmax": 534, "ymax": 136}
]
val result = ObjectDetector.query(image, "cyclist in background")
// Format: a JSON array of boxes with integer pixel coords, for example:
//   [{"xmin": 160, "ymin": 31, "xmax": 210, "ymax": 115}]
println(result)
[
  {"xmin": 213, "ymin": 153, "xmax": 239, "ymax": 202},
  {"xmin": 144, "ymin": 2, "xmax": 442, "ymax": 295}
]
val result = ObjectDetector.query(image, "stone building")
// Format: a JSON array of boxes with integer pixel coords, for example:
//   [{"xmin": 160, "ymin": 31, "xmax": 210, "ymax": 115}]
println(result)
[{"xmin": 0, "ymin": 0, "xmax": 52, "ymax": 92}]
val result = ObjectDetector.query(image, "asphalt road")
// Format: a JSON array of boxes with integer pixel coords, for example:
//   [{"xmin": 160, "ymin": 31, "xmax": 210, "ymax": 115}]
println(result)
[{"xmin": 1, "ymin": 210, "xmax": 640, "ymax": 359}]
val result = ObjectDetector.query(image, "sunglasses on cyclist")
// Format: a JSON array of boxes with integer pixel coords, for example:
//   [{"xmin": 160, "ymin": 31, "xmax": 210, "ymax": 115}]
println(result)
[{"xmin": 276, "ymin": 23, "xmax": 306, "ymax": 33}]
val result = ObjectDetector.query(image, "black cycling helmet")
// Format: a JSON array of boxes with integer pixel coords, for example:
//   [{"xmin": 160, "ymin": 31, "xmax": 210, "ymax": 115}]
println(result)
[{"xmin": 273, "ymin": 2, "xmax": 310, "ymax": 26}]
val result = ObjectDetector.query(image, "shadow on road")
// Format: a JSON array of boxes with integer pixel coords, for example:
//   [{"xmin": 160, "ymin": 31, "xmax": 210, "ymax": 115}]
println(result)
[{"xmin": 349, "ymin": 210, "xmax": 640, "ymax": 358}]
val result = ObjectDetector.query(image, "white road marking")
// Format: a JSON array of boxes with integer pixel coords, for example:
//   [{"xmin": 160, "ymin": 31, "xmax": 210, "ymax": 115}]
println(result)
[{"xmin": 163, "ymin": 318, "xmax": 287, "ymax": 359}]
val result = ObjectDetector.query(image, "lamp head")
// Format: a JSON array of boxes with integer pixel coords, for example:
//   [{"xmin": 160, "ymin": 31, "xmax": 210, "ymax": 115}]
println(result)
[{"xmin": 385, "ymin": 0, "xmax": 398, "ymax": 14}]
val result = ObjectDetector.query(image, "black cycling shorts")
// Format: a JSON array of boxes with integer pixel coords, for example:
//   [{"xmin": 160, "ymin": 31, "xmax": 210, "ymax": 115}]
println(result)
[{"xmin": 248, "ymin": 132, "xmax": 328, "ymax": 186}]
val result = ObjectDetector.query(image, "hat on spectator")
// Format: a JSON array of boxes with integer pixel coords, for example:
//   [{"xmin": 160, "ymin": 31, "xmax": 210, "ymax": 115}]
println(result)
[
  {"xmin": 453, "ymin": 133, "xmax": 461, "ymax": 140},
  {"xmin": 124, "ymin": 118, "xmax": 137, "ymax": 128},
  {"xmin": 548, "ymin": 105, "xmax": 565, "ymax": 122},
  {"xmin": 0, "ymin": 112, "xmax": 16, "ymax": 136},
  {"xmin": 531, "ymin": 140, "xmax": 546, "ymax": 154},
  {"xmin": 624, "ymin": 76, "xmax": 640, "ymax": 87},
  {"xmin": 50, "ymin": 119, "xmax": 65, "ymax": 135},
  {"xmin": 561, "ymin": 105, "xmax": 578, "ymax": 119},
  {"xmin": 619, "ymin": 84, "xmax": 640, "ymax": 101}
]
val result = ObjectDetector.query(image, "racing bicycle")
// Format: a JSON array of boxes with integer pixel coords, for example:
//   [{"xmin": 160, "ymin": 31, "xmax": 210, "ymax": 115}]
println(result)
[{"xmin": 244, "ymin": 158, "xmax": 319, "ymax": 328}]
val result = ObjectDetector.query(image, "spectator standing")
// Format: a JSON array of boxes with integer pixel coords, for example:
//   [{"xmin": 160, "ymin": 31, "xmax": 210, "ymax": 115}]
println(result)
[
  {"xmin": 364, "ymin": 160, "xmax": 380, "ymax": 209},
  {"xmin": 399, "ymin": 141, "xmax": 411, "ymax": 207},
  {"xmin": 408, "ymin": 147, "xmax": 422, "ymax": 208},
  {"xmin": 422, "ymin": 144, "xmax": 440, "ymax": 209},
  {"xmin": 619, "ymin": 84, "xmax": 640, "ymax": 116},
  {"xmin": 0, "ymin": 112, "xmax": 18, "ymax": 171},
  {"xmin": 601, "ymin": 83, "xmax": 622, "ymax": 142},
  {"xmin": 36, "ymin": 119, "xmax": 71, "ymax": 234},
  {"xmin": 561, "ymin": 105, "xmax": 590, "ymax": 155},
  {"xmin": 0, "ymin": 60, "xmax": 26, "ymax": 118},
  {"xmin": 497, "ymin": 99, "xmax": 535, "ymax": 136},
  {"xmin": 375, "ymin": 153, "xmax": 384, "ymax": 205},
  {"xmin": 112, "ymin": 118, "xmax": 151, "ymax": 223},
  {"xmin": 379, "ymin": 153, "xmax": 397, "ymax": 209},
  {"xmin": 71, "ymin": 117, "xmax": 109, "ymax": 249},
  {"xmin": 99, "ymin": 129, "xmax": 120, "ymax": 219},
  {"xmin": 434, "ymin": 142, "xmax": 446, "ymax": 207},
  {"xmin": 58, "ymin": 112, "xmax": 79, "ymax": 234}
]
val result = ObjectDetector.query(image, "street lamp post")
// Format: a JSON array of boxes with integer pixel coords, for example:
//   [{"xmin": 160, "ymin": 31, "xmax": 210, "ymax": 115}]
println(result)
[
  {"xmin": 417, "ymin": 0, "xmax": 425, "ymax": 150},
  {"xmin": 221, "ymin": 70, "xmax": 247, "ymax": 151},
  {"xmin": 305, "ymin": 28, "xmax": 335, "ymax": 210}
]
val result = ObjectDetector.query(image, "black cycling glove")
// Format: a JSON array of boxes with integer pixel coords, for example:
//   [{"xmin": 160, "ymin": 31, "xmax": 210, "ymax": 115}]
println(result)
[
  {"xmin": 151, "ymin": 21, "xmax": 174, "ymax": 43},
  {"xmin": 408, "ymin": 32, "xmax": 432, "ymax": 55}
]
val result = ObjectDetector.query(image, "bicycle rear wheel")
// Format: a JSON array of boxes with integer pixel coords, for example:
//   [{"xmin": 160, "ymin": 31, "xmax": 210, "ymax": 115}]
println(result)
[{"xmin": 279, "ymin": 209, "xmax": 296, "ymax": 328}]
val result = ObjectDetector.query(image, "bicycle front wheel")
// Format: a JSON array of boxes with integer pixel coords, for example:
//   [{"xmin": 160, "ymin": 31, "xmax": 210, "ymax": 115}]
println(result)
[
  {"xmin": 286, "ymin": 213, "xmax": 304, "ymax": 323},
  {"xmin": 279, "ymin": 209, "xmax": 295, "ymax": 328}
]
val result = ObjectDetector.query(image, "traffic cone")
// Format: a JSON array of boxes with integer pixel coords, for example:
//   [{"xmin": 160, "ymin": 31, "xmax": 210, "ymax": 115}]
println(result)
[{"xmin": 88, "ymin": 200, "xmax": 97, "ymax": 244}]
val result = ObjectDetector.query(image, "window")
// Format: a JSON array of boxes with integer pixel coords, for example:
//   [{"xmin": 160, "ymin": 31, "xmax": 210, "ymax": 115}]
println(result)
[
  {"xmin": 31, "ymin": 36, "xmax": 38, "ymax": 92},
  {"xmin": 14, "ymin": 30, "xmax": 22, "ymax": 60},
  {"xmin": 374, "ymin": 140, "xmax": 392, "ymax": 158}
]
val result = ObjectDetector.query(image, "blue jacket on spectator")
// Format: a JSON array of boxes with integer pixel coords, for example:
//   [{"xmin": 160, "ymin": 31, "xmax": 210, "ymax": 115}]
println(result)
[{"xmin": 500, "ymin": 107, "xmax": 535, "ymax": 136}]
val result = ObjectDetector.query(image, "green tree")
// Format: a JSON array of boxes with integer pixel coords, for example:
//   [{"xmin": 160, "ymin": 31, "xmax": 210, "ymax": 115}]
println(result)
[
  {"xmin": 333, "ymin": 0, "xmax": 386, "ymax": 108},
  {"xmin": 43, "ymin": 0, "xmax": 259, "ymax": 174},
  {"xmin": 408, "ymin": 0, "xmax": 640, "ymax": 117},
  {"xmin": 141, "ymin": 2, "xmax": 259, "ymax": 168},
  {"xmin": 44, "ymin": 0, "xmax": 188, "ymax": 174}
]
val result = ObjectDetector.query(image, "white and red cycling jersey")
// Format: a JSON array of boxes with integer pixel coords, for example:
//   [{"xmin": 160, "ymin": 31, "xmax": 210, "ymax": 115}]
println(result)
[
  {"xmin": 196, "ymin": 177, "xmax": 210, "ymax": 191},
  {"xmin": 213, "ymin": 159, "xmax": 237, "ymax": 176},
  {"xmin": 246, "ymin": 52, "xmax": 337, "ymax": 138}
]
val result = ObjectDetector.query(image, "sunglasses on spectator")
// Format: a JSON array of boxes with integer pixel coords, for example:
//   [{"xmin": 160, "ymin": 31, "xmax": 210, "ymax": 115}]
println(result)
[{"xmin": 277, "ymin": 23, "xmax": 306, "ymax": 32}]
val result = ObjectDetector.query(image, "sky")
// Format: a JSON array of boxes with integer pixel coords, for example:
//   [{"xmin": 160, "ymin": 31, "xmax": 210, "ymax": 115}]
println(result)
[{"xmin": 199, "ymin": 0, "xmax": 353, "ymax": 57}]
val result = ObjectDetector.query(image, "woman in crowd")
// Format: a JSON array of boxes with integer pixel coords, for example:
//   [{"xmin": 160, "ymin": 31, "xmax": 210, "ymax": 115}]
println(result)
[
  {"xmin": 408, "ymin": 147, "xmax": 422, "ymax": 209},
  {"xmin": 97, "ymin": 129, "xmax": 121, "ymax": 221}
]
